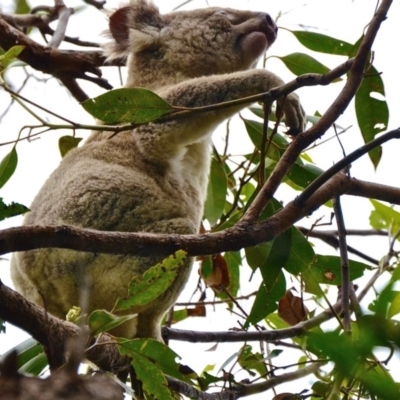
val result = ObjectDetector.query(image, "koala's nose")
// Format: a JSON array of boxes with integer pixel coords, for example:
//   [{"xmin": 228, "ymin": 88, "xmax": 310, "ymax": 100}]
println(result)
[
  {"xmin": 265, "ymin": 13, "xmax": 278, "ymax": 37},
  {"xmin": 258, "ymin": 12, "xmax": 277, "ymax": 44}
]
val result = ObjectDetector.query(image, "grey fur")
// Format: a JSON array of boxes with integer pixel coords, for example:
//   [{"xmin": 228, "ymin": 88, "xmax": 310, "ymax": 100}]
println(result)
[{"xmin": 11, "ymin": 0, "xmax": 306, "ymax": 340}]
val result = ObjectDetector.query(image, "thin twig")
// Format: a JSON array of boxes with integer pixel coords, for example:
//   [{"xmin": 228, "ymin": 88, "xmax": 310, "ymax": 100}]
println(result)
[{"xmin": 332, "ymin": 196, "xmax": 351, "ymax": 333}]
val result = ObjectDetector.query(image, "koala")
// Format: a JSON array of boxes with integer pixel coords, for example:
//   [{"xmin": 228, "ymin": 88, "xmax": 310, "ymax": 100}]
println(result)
[{"xmin": 11, "ymin": 0, "xmax": 306, "ymax": 341}]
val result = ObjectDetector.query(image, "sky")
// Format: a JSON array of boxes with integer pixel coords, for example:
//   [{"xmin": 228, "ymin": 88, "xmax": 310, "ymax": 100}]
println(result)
[{"xmin": 0, "ymin": 0, "xmax": 400, "ymax": 398}]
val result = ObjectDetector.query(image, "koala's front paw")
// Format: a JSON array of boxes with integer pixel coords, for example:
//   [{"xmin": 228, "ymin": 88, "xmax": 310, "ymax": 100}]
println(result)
[{"xmin": 278, "ymin": 93, "xmax": 306, "ymax": 136}]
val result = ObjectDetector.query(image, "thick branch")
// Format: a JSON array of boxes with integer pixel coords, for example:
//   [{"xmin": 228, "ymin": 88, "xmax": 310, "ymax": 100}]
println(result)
[
  {"xmin": 0, "ymin": 280, "xmax": 129, "ymax": 372},
  {"xmin": 0, "ymin": 16, "xmax": 111, "ymax": 100},
  {"xmin": 297, "ymin": 227, "xmax": 379, "ymax": 265},
  {"xmin": 1, "ymin": 174, "xmax": 400, "ymax": 258}
]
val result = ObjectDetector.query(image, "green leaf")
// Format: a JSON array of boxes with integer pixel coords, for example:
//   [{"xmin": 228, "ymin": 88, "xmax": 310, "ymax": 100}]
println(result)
[
  {"xmin": 88, "ymin": 310, "xmax": 136, "ymax": 336},
  {"xmin": 15, "ymin": 0, "xmax": 30, "ymax": 14},
  {"xmin": 238, "ymin": 345, "xmax": 268, "ymax": 376},
  {"xmin": 278, "ymin": 53, "xmax": 333, "ymax": 77},
  {"xmin": 355, "ymin": 66, "xmax": 389, "ymax": 168},
  {"xmin": 115, "ymin": 250, "xmax": 186, "ymax": 311},
  {"xmin": 287, "ymin": 163, "xmax": 324, "ymax": 190},
  {"xmin": 284, "ymin": 227, "xmax": 315, "ymax": 275},
  {"xmin": 0, "ymin": 198, "xmax": 28, "ymax": 221},
  {"xmin": 165, "ymin": 308, "xmax": 189, "ymax": 324},
  {"xmin": 312, "ymin": 381, "xmax": 332, "ymax": 397},
  {"xmin": 245, "ymin": 272, "xmax": 286, "ymax": 327},
  {"xmin": 82, "ymin": 88, "xmax": 173, "ymax": 124},
  {"xmin": 19, "ymin": 353, "xmax": 48, "ymax": 375},
  {"xmin": 218, "ymin": 251, "xmax": 240, "ymax": 299},
  {"xmin": 306, "ymin": 255, "xmax": 370, "ymax": 286},
  {"xmin": 0, "ymin": 338, "xmax": 47, "ymax": 376},
  {"xmin": 283, "ymin": 227, "xmax": 320, "ymax": 295},
  {"xmin": 204, "ymin": 157, "xmax": 227, "ymax": 225},
  {"xmin": 130, "ymin": 352, "xmax": 173, "ymax": 400},
  {"xmin": 308, "ymin": 329, "xmax": 400, "ymax": 399},
  {"xmin": 118, "ymin": 338, "xmax": 192, "ymax": 383},
  {"xmin": 260, "ymin": 229, "xmax": 292, "ymax": 283},
  {"xmin": 388, "ymin": 291, "xmax": 400, "ymax": 318},
  {"xmin": 245, "ymin": 231, "xmax": 290, "ymax": 326},
  {"xmin": 243, "ymin": 118, "xmax": 286, "ymax": 159},
  {"xmin": 289, "ymin": 30, "xmax": 352, "ymax": 55},
  {"xmin": 198, "ymin": 371, "xmax": 224, "ymax": 390},
  {"xmin": 245, "ymin": 242, "xmax": 273, "ymax": 270},
  {"xmin": 0, "ymin": 147, "xmax": 18, "ymax": 188},
  {"xmin": 58, "ymin": 136, "xmax": 83, "ymax": 158},
  {"xmin": 369, "ymin": 199, "xmax": 400, "ymax": 234},
  {"xmin": 0, "ymin": 46, "xmax": 25, "ymax": 73}
]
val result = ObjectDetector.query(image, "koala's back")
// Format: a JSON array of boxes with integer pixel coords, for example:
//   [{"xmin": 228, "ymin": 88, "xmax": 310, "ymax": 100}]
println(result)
[{"xmin": 11, "ymin": 130, "xmax": 199, "ymax": 339}]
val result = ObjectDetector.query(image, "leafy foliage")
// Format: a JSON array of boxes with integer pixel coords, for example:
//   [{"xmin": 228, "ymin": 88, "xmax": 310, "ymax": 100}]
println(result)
[
  {"xmin": 0, "ymin": 45, "xmax": 24, "ymax": 74},
  {"xmin": 0, "ymin": 198, "xmax": 28, "ymax": 221}
]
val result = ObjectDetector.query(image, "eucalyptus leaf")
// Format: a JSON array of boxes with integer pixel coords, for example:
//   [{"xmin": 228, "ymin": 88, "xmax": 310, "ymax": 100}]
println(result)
[
  {"xmin": 115, "ymin": 250, "xmax": 186, "ymax": 311},
  {"xmin": 245, "ymin": 272, "xmax": 286, "ymax": 327},
  {"xmin": 238, "ymin": 345, "xmax": 268, "ymax": 376},
  {"xmin": 278, "ymin": 53, "xmax": 333, "ymax": 77},
  {"xmin": 218, "ymin": 251, "xmax": 240, "ymax": 299},
  {"xmin": 82, "ymin": 87, "xmax": 173, "ymax": 124},
  {"xmin": 0, "ymin": 338, "xmax": 46, "ymax": 376},
  {"xmin": 0, "ymin": 198, "xmax": 28, "ymax": 221},
  {"xmin": 287, "ymin": 163, "xmax": 324, "ymax": 190},
  {"xmin": 15, "ymin": 0, "xmax": 30, "ymax": 14},
  {"xmin": 130, "ymin": 352, "xmax": 174, "ymax": 400},
  {"xmin": 88, "ymin": 310, "xmax": 136, "ymax": 336},
  {"xmin": 289, "ymin": 30, "xmax": 352, "ymax": 55},
  {"xmin": 59, "ymin": 136, "xmax": 83, "ymax": 158},
  {"xmin": 305, "ymin": 255, "xmax": 370, "ymax": 286},
  {"xmin": 204, "ymin": 157, "xmax": 227, "ymax": 225},
  {"xmin": 19, "ymin": 353, "xmax": 48, "ymax": 375},
  {"xmin": 118, "ymin": 338, "xmax": 192, "ymax": 383},
  {"xmin": 0, "ymin": 147, "xmax": 18, "ymax": 188},
  {"xmin": 369, "ymin": 199, "xmax": 400, "ymax": 234},
  {"xmin": 355, "ymin": 66, "xmax": 389, "ymax": 168},
  {"xmin": 0, "ymin": 46, "xmax": 25, "ymax": 72}
]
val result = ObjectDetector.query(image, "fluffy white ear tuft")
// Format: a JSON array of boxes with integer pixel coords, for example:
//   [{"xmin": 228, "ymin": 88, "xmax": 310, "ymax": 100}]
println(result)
[{"xmin": 129, "ymin": 28, "xmax": 159, "ymax": 52}]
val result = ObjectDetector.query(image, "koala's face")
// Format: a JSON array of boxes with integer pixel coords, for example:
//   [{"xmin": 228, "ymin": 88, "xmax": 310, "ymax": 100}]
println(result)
[
  {"xmin": 160, "ymin": 8, "xmax": 278, "ymax": 75},
  {"xmin": 107, "ymin": 2, "xmax": 278, "ymax": 78}
]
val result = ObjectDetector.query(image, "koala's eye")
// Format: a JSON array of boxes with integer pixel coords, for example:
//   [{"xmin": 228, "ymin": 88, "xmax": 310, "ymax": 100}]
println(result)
[
  {"xmin": 212, "ymin": 10, "xmax": 238, "ymax": 23},
  {"xmin": 213, "ymin": 10, "xmax": 229, "ymax": 17}
]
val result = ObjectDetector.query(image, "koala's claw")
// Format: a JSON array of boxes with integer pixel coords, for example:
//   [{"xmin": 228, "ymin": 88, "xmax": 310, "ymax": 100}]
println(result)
[{"xmin": 278, "ymin": 93, "xmax": 307, "ymax": 136}]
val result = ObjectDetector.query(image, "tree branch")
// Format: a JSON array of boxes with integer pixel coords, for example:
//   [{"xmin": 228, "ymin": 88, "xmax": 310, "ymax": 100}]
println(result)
[
  {"xmin": 241, "ymin": 0, "xmax": 393, "ymax": 223},
  {"xmin": 0, "ymin": 16, "xmax": 110, "ymax": 101},
  {"xmin": 297, "ymin": 227, "xmax": 380, "ymax": 265},
  {"xmin": 0, "ymin": 280, "xmax": 129, "ymax": 372},
  {"xmin": 1, "ymin": 172, "xmax": 399, "ymax": 259}
]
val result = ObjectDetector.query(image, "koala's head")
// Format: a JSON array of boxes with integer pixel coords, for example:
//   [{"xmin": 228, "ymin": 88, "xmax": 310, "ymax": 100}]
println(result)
[{"xmin": 105, "ymin": 0, "xmax": 277, "ymax": 84}]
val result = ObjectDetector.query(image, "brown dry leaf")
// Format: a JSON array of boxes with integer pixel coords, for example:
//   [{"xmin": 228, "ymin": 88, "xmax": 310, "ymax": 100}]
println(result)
[
  {"xmin": 278, "ymin": 290, "xmax": 309, "ymax": 326},
  {"xmin": 201, "ymin": 254, "xmax": 230, "ymax": 291},
  {"xmin": 187, "ymin": 305, "xmax": 206, "ymax": 317}
]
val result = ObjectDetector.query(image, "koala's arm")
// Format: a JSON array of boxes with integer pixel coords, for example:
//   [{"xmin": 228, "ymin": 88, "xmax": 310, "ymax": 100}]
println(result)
[{"xmin": 142, "ymin": 69, "xmax": 305, "ymax": 158}]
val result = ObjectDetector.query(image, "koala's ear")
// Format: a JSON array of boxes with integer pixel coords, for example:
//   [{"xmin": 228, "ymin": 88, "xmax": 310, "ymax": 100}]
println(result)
[{"xmin": 104, "ymin": 0, "xmax": 163, "ymax": 60}]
